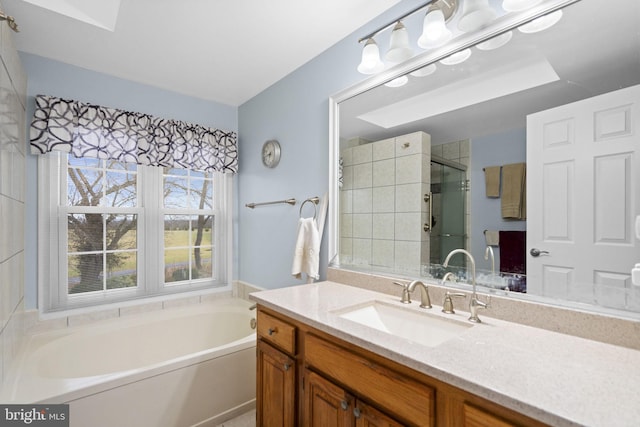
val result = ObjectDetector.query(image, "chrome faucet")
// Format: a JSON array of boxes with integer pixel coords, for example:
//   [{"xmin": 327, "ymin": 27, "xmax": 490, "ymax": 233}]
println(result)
[
  {"xmin": 394, "ymin": 280, "xmax": 432, "ymax": 308},
  {"xmin": 443, "ymin": 248, "xmax": 489, "ymax": 323}
]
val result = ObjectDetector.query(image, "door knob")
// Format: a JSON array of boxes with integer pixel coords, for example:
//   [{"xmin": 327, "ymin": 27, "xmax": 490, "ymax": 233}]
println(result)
[{"xmin": 530, "ymin": 248, "xmax": 549, "ymax": 257}]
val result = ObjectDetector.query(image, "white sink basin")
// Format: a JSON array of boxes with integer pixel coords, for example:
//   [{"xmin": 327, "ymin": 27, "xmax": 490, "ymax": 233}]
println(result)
[{"xmin": 333, "ymin": 300, "xmax": 472, "ymax": 347}]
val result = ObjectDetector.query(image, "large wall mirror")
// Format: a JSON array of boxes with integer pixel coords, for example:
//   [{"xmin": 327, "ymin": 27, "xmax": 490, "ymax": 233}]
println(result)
[{"xmin": 329, "ymin": 0, "xmax": 640, "ymax": 318}]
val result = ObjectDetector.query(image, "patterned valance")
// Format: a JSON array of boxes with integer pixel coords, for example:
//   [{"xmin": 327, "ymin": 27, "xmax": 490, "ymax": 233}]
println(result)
[{"xmin": 30, "ymin": 94, "xmax": 238, "ymax": 173}]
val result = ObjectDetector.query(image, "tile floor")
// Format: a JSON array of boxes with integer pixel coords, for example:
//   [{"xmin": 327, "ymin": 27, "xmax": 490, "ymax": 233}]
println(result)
[{"xmin": 215, "ymin": 409, "xmax": 256, "ymax": 427}]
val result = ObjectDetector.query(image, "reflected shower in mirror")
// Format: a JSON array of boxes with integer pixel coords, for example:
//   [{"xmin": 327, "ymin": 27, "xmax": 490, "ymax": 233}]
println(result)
[{"xmin": 332, "ymin": 0, "xmax": 640, "ymax": 315}]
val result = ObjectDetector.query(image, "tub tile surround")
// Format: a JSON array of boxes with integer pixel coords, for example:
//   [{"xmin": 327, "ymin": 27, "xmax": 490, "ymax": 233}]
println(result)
[
  {"xmin": 250, "ymin": 280, "xmax": 640, "ymax": 427},
  {"xmin": 328, "ymin": 267, "xmax": 640, "ymax": 350}
]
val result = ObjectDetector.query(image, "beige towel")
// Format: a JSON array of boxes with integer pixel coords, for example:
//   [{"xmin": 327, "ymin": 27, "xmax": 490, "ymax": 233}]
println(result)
[
  {"xmin": 484, "ymin": 166, "xmax": 501, "ymax": 198},
  {"xmin": 501, "ymin": 162, "xmax": 526, "ymax": 220},
  {"xmin": 484, "ymin": 230, "xmax": 499, "ymax": 246}
]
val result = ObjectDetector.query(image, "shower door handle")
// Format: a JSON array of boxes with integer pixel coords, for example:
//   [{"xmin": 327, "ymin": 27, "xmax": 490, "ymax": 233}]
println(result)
[{"xmin": 423, "ymin": 192, "xmax": 433, "ymax": 233}]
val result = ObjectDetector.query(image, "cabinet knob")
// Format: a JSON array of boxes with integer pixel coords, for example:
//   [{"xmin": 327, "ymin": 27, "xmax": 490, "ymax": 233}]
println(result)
[
  {"xmin": 340, "ymin": 400, "xmax": 348, "ymax": 411},
  {"xmin": 353, "ymin": 407, "xmax": 361, "ymax": 419},
  {"xmin": 283, "ymin": 363, "xmax": 290, "ymax": 371},
  {"xmin": 268, "ymin": 327, "xmax": 277, "ymax": 336}
]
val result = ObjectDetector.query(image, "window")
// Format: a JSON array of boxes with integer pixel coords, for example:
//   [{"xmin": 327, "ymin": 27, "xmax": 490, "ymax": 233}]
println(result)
[{"xmin": 39, "ymin": 153, "xmax": 232, "ymax": 312}]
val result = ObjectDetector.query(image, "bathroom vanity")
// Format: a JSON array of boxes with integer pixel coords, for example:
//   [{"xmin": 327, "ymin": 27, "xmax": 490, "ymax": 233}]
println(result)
[{"xmin": 251, "ymin": 281, "xmax": 640, "ymax": 427}]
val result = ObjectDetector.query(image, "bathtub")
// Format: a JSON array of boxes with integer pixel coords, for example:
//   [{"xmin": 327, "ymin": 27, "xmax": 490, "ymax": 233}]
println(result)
[{"xmin": 0, "ymin": 298, "xmax": 257, "ymax": 427}]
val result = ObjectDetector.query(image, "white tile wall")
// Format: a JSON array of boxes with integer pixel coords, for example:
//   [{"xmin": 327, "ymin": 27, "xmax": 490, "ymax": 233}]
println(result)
[{"xmin": 340, "ymin": 132, "xmax": 431, "ymax": 272}]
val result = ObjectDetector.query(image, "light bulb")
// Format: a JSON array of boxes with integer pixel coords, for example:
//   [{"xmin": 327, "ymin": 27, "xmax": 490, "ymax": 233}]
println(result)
[
  {"xmin": 384, "ymin": 75, "xmax": 409, "ymax": 88},
  {"xmin": 502, "ymin": 0, "xmax": 543, "ymax": 12},
  {"xmin": 476, "ymin": 31, "xmax": 513, "ymax": 51},
  {"xmin": 458, "ymin": 0, "xmax": 497, "ymax": 32}
]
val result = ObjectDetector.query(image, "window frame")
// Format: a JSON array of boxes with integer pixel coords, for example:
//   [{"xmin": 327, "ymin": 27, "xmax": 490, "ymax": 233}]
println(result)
[{"xmin": 37, "ymin": 152, "xmax": 233, "ymax": 313}]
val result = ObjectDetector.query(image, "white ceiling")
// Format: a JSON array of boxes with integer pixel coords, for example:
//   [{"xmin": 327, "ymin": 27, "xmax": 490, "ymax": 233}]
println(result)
[{"xmin": 3, "ymin": 0, "xmax": 402, "ymax": 106}]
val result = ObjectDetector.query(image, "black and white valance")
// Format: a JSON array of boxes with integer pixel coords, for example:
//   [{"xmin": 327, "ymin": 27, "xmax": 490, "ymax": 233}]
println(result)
[{"xmin": 30, "ymin": 94, "xmax": 238, "ymax": 173}]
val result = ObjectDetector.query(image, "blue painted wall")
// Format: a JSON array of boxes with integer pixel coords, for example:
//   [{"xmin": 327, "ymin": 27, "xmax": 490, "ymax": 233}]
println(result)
[
  {"xmin": 237, "ymin": 0, "xmax": 425, "ymax": 289},
  {"xmin": 21, "ymin": 52, "xmax": 238, "ymax": 309},
  {"xmin": 470, "ymin": 127, "xmax": 527, "ymax": 273}
]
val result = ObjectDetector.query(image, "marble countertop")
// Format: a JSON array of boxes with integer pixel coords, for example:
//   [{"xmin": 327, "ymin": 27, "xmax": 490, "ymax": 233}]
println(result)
[{"xmin": 250, "ymin": 281, "xmax": 640, "ymax": 427}]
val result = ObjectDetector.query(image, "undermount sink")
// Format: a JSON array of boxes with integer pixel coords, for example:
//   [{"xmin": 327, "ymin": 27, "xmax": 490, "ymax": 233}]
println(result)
[{"xmin": 333, "ymin": 300, "xmax": 473, "ymax": 347}]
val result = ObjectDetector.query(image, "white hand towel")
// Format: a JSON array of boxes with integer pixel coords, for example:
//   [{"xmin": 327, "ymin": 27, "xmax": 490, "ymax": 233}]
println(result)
[{"xmin": 291, "ymin": 217, "xmax": 320, "ymax": 280}]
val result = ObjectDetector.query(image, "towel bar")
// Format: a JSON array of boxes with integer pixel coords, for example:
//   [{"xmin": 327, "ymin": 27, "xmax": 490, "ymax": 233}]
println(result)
[{"xmin": 245, "ymin": 198, "xmax": 296, "ymax": 209}]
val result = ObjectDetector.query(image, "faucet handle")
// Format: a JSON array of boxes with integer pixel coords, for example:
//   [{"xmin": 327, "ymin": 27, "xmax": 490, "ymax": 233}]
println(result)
[
  {"xmin": 469, "ymin": 295, "xmax": 491, "ymax": 323},
  {"xmin": 393, "ymin": 281, "xmax": 411, "ymax": 304},
  {"xmin": 442, "ymin": 291, "xmax": 466, "ymax": 314}
]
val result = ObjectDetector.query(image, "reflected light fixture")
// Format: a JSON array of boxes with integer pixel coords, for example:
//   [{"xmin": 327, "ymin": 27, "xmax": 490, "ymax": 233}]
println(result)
[
  {"xmin": 518, "ymin": 9, "xmax": 562, "ymax": 33},
  {"xmin": 502, "ymin": 0, "xmax": 543, "ymax": 12},
  {"xmin": 384, "ymin": 75, "xmax": 409, "ymax": 88},
  {"xmin": 357, "ymin": 38, "xmax": 384, "ymax": 74},
  {"xmin": 476, "ymin": 30, "xmax": 513, "ymax": 50},
  {"xmin": 458, "ymin": 0, "xmax": 497, "ymax": 32},
  {"xmin": 410, "ymin": 63, "xmax": 437, "ymax": 77},
  {"xmin": 385, "ymin": 21, "xmax": 414, "ymax": 63},
  {"xmin": 440, "ymin": 48, "xmax": 471, "ymax": 65}
]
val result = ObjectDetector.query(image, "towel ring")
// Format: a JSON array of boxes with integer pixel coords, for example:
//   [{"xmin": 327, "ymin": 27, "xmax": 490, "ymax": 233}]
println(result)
[{"xmin": 300, "ymin": 198, "xmax": 318, "ymax": 220}]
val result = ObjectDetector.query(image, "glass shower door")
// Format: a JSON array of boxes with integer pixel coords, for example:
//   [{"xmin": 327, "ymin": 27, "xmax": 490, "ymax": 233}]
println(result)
[{"xmin": 430, "ymin": 161, "xmax": 466, "ymax": 268}]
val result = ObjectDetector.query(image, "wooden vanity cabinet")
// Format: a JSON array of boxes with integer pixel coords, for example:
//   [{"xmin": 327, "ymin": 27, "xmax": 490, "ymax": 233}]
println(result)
[
  {"xmin": 256, "ymin": 309, "xmax": 298, "ymax": 427},
  {"xmin": 256, "ymin": 305, "xmax": 548, "ymax": 427}
]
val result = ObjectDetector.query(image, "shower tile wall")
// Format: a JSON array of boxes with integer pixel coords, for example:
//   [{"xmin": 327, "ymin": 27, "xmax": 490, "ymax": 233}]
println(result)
[
  {"xmin": 431, "ymin": 139, "xmax": 471, "ymax": 264},
  {"xmin": 0, "ymin": 16, "xmax": 27, "ymax": 388},
  {"xmin": 341, "ymin": 131, "xmax": 431, "ymax": 275}
]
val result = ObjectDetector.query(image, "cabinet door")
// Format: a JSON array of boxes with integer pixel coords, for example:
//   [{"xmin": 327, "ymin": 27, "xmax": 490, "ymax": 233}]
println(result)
[
  {"xmin": 304, "ymin": 370, "xmax": 353, "ymax": 427},
  {"xmin": 257, "ymin": 340, "xmax": 296, "ymax": 427},
  {"xmin": 355, "ymin": 400, "xmax": 406, "ymax": 427}
]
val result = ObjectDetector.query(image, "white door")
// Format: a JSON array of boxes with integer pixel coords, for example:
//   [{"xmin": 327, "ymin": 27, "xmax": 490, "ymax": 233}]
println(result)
[{"xmin": 527, "ymin": 84, "xmax": 640, "ymax": 310}]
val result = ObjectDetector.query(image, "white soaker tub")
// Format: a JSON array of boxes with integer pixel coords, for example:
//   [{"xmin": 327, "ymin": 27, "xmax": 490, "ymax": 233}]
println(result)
[{"xmin": 0, "ymin": 298, "xmax": 257, "ymax": 427}]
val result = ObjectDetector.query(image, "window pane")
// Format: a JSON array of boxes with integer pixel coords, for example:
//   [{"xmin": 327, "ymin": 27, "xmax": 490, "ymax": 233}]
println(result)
[
  {"xmin": 106, "ymin": 252, "xmax": 137, "ymax": 289},
  {"xmin": 192, "ymin": 247, "xmax": 213, "ymax": 279},
  {"xmin": 68, "ymin": 213, "xmax": 103, "ymax": 253},
  {"xmin": 68, "ymin": 168, "xmax": 103, "ymax": 206},
  {"xmin": 106, "ymin": 214, "xmax": 137, "ymax": 250},
  {"xmin": 68, "ymin": 253, "xmax": 103, "ymax": 294},
  {"xmin": 189, "ymin": 178, "xmax": 213, "ymax": 209},
  {"xmin": 106, "ymin": 160, "xmax": 136, "ymax": 172},
  {"xmin": 164, "ymin": 215, "xmax": 190, "ymax": 248},
  {"xmin": 68, "ymin": 156, "xmax": 100, "ymax": 168},
  {"xmin": 105, "ymin": 170, "xmax": 137, "ymax": 208},
  {"xmin": 165, "ymin": 248, "xmax": 190, "ymax": 283},
  {"xmin": 191, "ymin": 215, "xmax": 213, "ymax": 246},
  {"xmin": 164, "ymin": 176, "xmax": 189, "ymax": 209}
]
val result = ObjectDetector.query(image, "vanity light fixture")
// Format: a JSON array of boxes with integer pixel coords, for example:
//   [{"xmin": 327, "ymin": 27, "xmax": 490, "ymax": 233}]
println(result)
[
  {"xmin": 356, "ymin": 0, "xmax": 460, "ymax": 76},
  {"xmin": 518, "ymin": 9, "xmax": 563, "ymax": 33},
  {"xmin": 385, "ymin": 21, "xmax": 414, "ymax": 63},
  {"xmin": 457, "ymin": 0, "xmax": 497, "ymax": 32},
  {"xmin": 357, "ymin": 38, "xmax": 385, "ymax": 74},
  {"xmin": 418, "ymin": 9, "xmax": 453, "ymax": 49}
]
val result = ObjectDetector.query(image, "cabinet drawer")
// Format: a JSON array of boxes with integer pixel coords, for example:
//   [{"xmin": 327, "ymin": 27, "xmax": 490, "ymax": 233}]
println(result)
[
  {"xmin": 257, "ymin": 310, "xmax": 296, "ymax": 354},
  {"xmin": 463, "ymin": 403, "xmax": 519, "ymax": 427},
  {"xmin": 305, "ymin": 334, "xmax": 434, "ymax": 426}
]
